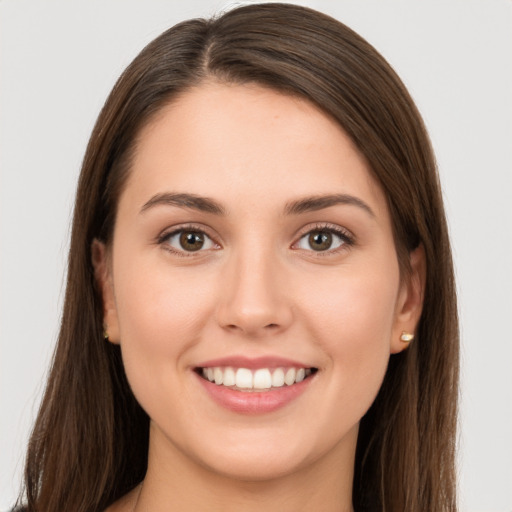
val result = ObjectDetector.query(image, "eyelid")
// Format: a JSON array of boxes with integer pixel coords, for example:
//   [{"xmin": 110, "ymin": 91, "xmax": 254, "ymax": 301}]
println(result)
[
  {"xmin": 155, "ymin": 221, "xmax": 354, "ymax": 257},
  {"xmin": 291, "ymin": 222, "xmax": 355, "ymax": 253},
  {"xmin": 156, "ymin": 223, "xmax": 221, "ymax": 255}
]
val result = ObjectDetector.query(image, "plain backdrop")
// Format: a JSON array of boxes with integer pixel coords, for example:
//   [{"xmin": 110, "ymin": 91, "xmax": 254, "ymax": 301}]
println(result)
[{"xmin": 1, "ymin": 1, "xmax": 511, "ymax": 510}]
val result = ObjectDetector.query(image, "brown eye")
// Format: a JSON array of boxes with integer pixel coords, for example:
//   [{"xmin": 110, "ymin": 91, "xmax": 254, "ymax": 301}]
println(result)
[
  {"xmin": 295, "ymin": 227, "xmax": 349, "ymax": 253},
  {"xmin": 161, "ymin": 229, "xmax": 216, "ymax": 254},
  {"xmin": 179, "ymin": 231, "xmax": 205, "ymax": 251},
  {"xmin": 308, "ymin": 231, "xmax": 333, "ymax": 251}
]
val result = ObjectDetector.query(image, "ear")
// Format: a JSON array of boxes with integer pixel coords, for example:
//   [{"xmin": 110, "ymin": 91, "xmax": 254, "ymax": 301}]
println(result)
[
  {"xmin": 91, "ymin": 239, "xmax": 120, "ymax": 344},
  {"xmin": 390, "ymin": 245, "xmax": 426, "ymax": 354}
]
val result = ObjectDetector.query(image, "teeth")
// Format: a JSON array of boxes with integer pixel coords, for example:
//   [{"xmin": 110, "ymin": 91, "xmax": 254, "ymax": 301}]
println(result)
[
  {"xmin": 214, "ymin": 367, "xmax": 223, "ymax": 385},
  {"xmin": 271, "ymin": 368, "xmax": 285, "ymax": 387},
  {"xmin": 284, "ymin": 368, "xmax": 296, "ymax": 386},
  {"xmin": 200, "ymin": 366, "xmax": 314, "ymax": 390},
  {"xmin": 253, "ymin": 369, "xmax": 272, "ymax": 389},
  {"xmin": 235, "ymin": 368, "xmax": 253, "ymax": 389},
  {"xmin": 223, "ymin": 367, "xmax": 236, "ymax": 386}
]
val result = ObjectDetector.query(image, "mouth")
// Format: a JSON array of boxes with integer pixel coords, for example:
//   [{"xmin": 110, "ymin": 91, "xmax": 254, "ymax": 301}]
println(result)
[{"xmin": 195, "ymin": 366, "xmax": 318, "ymax": 392}]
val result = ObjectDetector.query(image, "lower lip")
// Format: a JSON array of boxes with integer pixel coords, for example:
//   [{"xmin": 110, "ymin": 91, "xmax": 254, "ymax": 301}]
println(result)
[{"xmin": 195, "ymin": 372, "xmax": 314, "ymax": 414}]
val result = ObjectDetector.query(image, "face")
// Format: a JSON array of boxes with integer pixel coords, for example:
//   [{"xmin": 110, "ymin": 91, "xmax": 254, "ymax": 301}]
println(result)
[{"xmin": 94, "ymin": 82, "xmax": 423, "ymax": 482}]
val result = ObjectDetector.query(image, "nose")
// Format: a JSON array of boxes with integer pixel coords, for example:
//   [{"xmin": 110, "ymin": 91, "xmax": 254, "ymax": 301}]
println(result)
[{"xmin": 215, "ymin": 248, "xmax": 293, "ymax": 338}]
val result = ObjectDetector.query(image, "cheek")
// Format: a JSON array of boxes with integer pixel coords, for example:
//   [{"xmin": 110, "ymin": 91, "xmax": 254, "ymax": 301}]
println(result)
[
  {"xmin": 306, "ymin": 261, "xmax": 399, "ymax": 340},
  {"xmin": 111, "ymin": 254, "xmax": 215, "ymax": 396},
  {"xmin": 301, "ymin": 262, "xmax": 400, "ymax": 409}
]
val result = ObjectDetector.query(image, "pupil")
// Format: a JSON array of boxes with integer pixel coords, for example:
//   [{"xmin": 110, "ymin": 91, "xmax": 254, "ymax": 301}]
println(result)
[
  {"xmin": 309, "ymin": 231, "xmax": 332, "ymax": 251},
  {"xmin": 180, "ymin": 232, "xmax": 204, "ymax": 251}
]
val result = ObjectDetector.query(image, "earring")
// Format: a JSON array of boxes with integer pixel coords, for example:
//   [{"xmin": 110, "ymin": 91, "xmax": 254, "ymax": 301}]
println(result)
[
  {"xmin": 400, "ymin": 331, "xmax": 415, "ymax": 343},
  {"xmin": 103, "ymin": 326, "xmax": 109, "ymax": 341}
]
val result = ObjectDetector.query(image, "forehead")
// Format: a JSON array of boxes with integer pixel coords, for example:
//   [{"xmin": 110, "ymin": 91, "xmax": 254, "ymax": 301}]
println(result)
[{"xmin": 121, "ymin": 82, "xmax": 388, "ymax": 220}]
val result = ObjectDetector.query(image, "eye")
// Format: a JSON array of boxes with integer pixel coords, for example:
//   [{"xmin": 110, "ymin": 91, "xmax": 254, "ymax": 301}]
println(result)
[
  {"xmin": 295, "ymin": 227, "xmax": 352, "ymax": 252},
  {"xmin": 160, "ymin": 228, "xmax": 217, "ymax": 253}
]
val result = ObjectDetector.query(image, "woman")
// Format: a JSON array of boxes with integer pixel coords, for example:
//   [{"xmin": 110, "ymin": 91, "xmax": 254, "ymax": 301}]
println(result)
[{"xmin": 15, "ymin": 3, "xmax": 458, "ymax": 511}]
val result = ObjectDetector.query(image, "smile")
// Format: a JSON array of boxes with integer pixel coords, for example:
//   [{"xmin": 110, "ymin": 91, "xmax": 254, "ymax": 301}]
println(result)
[{"xmin": 198, "ymin": 366, "xmax": 317, "ymax": 391}]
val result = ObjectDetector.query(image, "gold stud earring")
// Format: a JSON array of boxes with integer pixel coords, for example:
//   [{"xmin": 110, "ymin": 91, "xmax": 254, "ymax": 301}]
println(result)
[
  {"xmin": 103, "ymin": 326, "xmax": 109, "ymax": 341},
  {"xmin": 400, "ymin": 331, "xmax": 415, "ymax": 343}
]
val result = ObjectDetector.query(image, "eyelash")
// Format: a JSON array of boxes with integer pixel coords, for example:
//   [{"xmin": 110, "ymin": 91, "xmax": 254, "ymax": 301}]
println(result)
[
  {"xmin": 157, "ymin": 223, "xmax": 219, "ymax": 258},
  {"xmin": 293, "ymin": 223, "xmax": 355, "ymax": 256},
  {"xmin": 156, "ymin": 222, "xmax": 355, "ymax": 257}
]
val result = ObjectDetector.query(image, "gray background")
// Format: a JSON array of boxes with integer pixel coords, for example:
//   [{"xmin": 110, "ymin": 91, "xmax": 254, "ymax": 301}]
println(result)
[{"xmin": 1, "ymin": 1, "xmax": 511, "ymax": 510}]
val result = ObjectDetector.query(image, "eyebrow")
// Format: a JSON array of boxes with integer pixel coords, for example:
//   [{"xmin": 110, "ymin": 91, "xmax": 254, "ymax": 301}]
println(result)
[
  {"xmin": 140, "ymin": 193, "xmax": 225, "ymax": 215},
  {"xmin": 284, "ymin": 194, "xmax": 375, "ymax": 218},
  {"xmin": 140, "ymin": 192, "xmax": 375, "ymax": 218}
]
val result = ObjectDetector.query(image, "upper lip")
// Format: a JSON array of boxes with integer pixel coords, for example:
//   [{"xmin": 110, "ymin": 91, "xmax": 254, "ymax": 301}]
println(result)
[{"xmin": 195, "ymin": 355, "xmax": 315, "ymax": 370}]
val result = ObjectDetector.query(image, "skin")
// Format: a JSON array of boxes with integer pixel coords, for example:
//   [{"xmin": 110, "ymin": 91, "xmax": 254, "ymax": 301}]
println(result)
[{"xmin": 95, "ymin": 82, "xmax": 425, "ymax": 512}]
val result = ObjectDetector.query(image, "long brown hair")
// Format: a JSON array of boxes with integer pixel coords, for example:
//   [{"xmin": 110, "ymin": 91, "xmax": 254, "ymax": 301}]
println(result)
[{"xmin": 17, "ymin": 3, "xmax": 458, "ymax": 511}]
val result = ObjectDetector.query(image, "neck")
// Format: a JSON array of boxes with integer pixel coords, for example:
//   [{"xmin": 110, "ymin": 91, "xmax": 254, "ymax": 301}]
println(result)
[{"xmin": 133, "ymin": 422, "xmax": 357, "ymax": 512}]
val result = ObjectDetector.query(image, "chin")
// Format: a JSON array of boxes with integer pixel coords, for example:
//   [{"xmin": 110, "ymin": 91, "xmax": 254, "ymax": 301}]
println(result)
[
  {"xmin": 181, "ymin": 423, "xmax": 354, "ymax": 484},
  {"xmin": 199, "ymin": 448, "xmax": 312, "ymax": 483}
]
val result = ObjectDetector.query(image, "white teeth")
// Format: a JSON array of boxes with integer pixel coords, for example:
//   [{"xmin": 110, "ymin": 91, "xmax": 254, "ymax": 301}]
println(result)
[
  {"xmin": 271, "ymin": 368, "xmax": 285, "ymax": 387},
  {"xmin": 200, "ymin": 366, "xmax": 314, "ymax": 390},
  {"xmin": 235, "ymin": 368, "xmax": 253, "ymax": 389},
  {"xmin": 253, "ymin": 369, "xmax": 272, "ymax": 389},
  {"xmin": 213, "ymin": 367, "xmax": 223, "ymax": 385},
  {"xmin": 223, "ymin": 367, "xmax": 236, "ymax": 386},
  {"xmin": 284, "ymin": 368, "xmax": 296, "ymax": 386}
]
